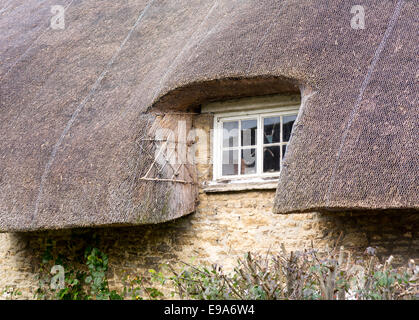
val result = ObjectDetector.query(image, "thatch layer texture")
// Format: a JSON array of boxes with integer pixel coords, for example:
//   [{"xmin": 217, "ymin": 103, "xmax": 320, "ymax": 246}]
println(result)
[
  {"xmin": 273, "ymin": 0, "xmax": 418, "ymax": 213},
  {"xmin": 0, "ymin": 0, "xmax": 417, "ymax": 231}
]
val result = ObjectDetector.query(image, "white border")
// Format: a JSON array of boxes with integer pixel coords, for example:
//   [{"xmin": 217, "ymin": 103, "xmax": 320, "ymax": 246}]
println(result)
[{"xmin": 211, "ymin": 103, "xmax": 300, "ymax": 182}]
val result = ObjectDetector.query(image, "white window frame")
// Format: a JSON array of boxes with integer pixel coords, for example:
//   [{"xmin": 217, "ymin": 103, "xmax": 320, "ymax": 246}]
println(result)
[{"xmin": 207, "ymin": 96, "xmax": 300, "ymax": 183}]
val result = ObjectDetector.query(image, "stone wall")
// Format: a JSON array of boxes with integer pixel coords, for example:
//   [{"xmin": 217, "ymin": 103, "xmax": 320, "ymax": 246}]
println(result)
[
  {"xmin": 0, "ymin": 205, "xmax": 417, "ymax": 299},
  {"xmin": 0, "ymin": 113, "xmax": 417, "ymax": 298}
]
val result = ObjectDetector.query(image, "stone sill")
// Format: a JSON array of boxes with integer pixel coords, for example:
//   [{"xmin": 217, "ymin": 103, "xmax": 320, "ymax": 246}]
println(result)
[{"xmin": 203, "ymin": 180, "xmax": 278, "ymax": 193}]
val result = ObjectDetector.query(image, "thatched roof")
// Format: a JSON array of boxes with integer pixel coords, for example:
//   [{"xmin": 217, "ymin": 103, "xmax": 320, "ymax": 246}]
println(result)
[
  {"xmin": 273, "ymin": 0, "xmax": 418, "ymax": 214},
  {"xmin": 0, "ymin": 0, "xmax": 417, "ymax": 231}
]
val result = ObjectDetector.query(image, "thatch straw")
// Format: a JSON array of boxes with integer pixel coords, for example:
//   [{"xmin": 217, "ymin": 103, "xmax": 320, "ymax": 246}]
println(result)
[{"xmin": 0, "ymin": 0, "xmax": 417, "ymax": 231}]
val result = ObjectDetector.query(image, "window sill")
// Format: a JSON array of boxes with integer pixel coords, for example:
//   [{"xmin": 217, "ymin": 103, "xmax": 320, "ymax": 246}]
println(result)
[{"xmin": 202, "ymin": 179, "xmax": 278, "ymax": 193}]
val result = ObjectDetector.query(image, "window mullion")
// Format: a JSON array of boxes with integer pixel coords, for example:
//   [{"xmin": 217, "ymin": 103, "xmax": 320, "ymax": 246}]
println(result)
[
  {"xmin": 258, "ymin": 115, "xmax": 263, "ymax": 175},
  {"xmin": 214, "ymin": 118, "xmax": 218, "ymax": 179},
  {"xmin": 215, "ymin": 107, "xmax": 299, "ymax": 180},
  {"xmin": 280, "ymin": 115, "xmax": 283, "ymax": 170},
  {"xmin": 217, "ymin": 119, "xmax": 222, "ymax": 179},
  {"xmin": 238, "ymin": 120, "xmax": 241, "ymax": 176}
]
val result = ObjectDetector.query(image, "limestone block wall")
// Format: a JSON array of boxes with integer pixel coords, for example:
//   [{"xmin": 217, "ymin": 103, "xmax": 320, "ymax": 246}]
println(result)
[
  {"xmin": 0, "ymin": 204, "xmax": 417, "ymax": 299},
  {"xmin": 0, "ymin": 113, "xmax": 417, "ymax": 298}
]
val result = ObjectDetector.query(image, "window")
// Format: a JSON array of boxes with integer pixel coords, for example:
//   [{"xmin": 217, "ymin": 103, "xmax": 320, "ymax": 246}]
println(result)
[
  {"xmin": 201, "ymin": 94, "xmax": 301, "ymax": 186},
  {"xmin": 213, "ymin": 109, "xmax": 298, "ymax": 180}
]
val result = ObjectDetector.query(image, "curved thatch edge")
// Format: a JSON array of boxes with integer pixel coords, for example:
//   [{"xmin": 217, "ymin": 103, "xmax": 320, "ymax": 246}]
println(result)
[
  {"xmin": 273, "ymin": 205, "xmax": 419, "ymax": 215},
  {"xmin": 0, "ymin": 206, "xmax": 195, "ymax": 234},
  {"xmin": 148, "ymin": 75, "xmax": 303, "ymax": 113},
  {"xmin": 16, "ymin": 76, "xmax": 302, "ymax": 233},
  {"xmin": 2, "ymin": 0, "xmax": 417, "ymax": 231}
]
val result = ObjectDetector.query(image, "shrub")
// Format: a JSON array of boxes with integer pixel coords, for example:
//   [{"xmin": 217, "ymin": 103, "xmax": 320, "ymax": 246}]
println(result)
[
  {"xmin": 34, "ymin": 246, "xmax": 122, "ymax": 300},
  {"xmin": 6, "ymin": 242, "xmax": 416, "ymax": 300},
  {"xmin": 165, "ymin": 245, "xmax": 418, "ymax": 300}
]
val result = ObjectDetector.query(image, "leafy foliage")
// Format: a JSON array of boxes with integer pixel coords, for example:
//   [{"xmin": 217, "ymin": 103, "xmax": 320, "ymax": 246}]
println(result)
[
  {"xmin": 9, "ymin": 240, "xmax": 418, "ymax": 300},
  {"xmin": 120, "ymin": 269, "xmax": 164, "ymax": 300},
  {"xmin": 165, "ymin": 245, "xmax": 418, "ymax": 300},
  {"xmin": 35, "ymin": 246, "xmax": 122, "ymax": 300},
  {"xmin": 1, "ymin": 286, "xmax": 22, "ymax": 300}
]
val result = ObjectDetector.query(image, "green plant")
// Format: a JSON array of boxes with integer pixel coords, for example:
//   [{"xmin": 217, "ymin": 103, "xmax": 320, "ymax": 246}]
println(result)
[
  {"xmin": 120, "ymin": 269, "xmax": 164, "ymax": 300},
  {"xmin": 165, "ymin": 245, "xmax": 418, "ymax": 300},
  {"xmin": 1, "ymin": 286, "xmax": 22, "ymax": 300},
  {"xmin": 34, "ymin": 244, "xmax": 122, "ymax": 300},
  {"xmin": 22, "ymin": 242, "xmax": 418, "ymax": 300},
  {"xmin": 84, "ymin": 247, "xmax": 122, "ymax": 300}
]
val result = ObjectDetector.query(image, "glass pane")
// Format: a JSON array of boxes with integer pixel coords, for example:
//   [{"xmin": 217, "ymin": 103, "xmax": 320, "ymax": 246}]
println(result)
[
  {"xmin": 283, "ymin": 115, "xmax": 297, "ymax": 142},
  {"xmin": 263, "ymin": 117, "xmax": 281, "ymax": 144},
  {"xmin": 241, "ymin": 148, "xmax": 257, "ymax": 175},
  {"xmin": 222, "ymin": 121, "xmax": 238, "ymax": 148},
  {"xmin": 282, "ymin": 144, "xmax": 287, "ymax": 160},
  {"xmin": 241, "ymin": 119, "xmax": 257, "ymax": 146},
  {"xmin": 222, "ymin": 150, "xmax": 238, "ymax": 176},
  {"xmin": 263, "ymin": 146, "xmax": 281, "ymax": 173}
]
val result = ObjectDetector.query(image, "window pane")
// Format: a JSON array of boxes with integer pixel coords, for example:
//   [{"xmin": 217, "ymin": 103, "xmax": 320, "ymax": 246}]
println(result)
[
  {"xmin": 241, "ymin": 119, "xmax": 257, "ymax": 146},
  {"xmin": 283, "ymin": 115, "xmax": 297, "ymax": 142},
  {"xmin": 241, "ymin": 148, "xmax": 257, "ymax": 175},
  {"xmin": 282, "ymin": 144, "xmax": 287, "ymax": 160},
  {"xmin": 263, "ymin": 146, "xmax": 281, "ymax": 173},
  {"xmin": 222, "ymin": 150, "xmax": 238, "ymax": 176},
  {"xmin": 263, "ymin": 117, "xmax": 281, "ymax": 144},
  {"xmin": 222, "ymin": 121, "xmax": 238, "ymax": 148}
]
